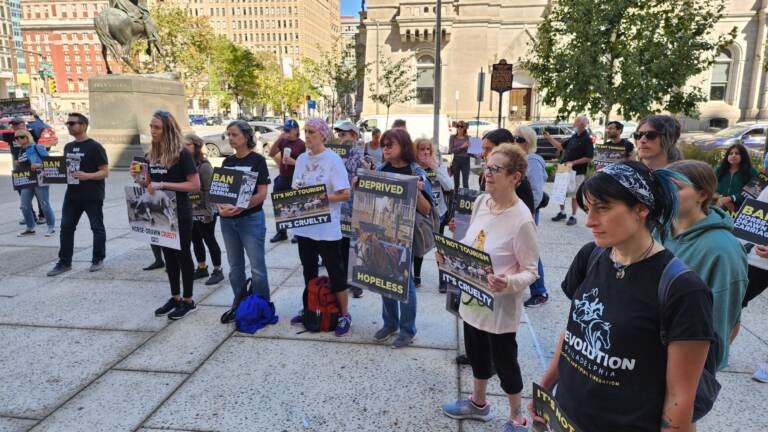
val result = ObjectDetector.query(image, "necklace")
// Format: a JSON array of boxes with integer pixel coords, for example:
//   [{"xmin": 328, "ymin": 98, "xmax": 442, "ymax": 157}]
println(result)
[
  {"xmin": 611, "ymin": 239, "xmax": 655, "ymax": 279},
  {"xmin": 489, "ymin": 197, "xmax": 516, "ymax": 215}
]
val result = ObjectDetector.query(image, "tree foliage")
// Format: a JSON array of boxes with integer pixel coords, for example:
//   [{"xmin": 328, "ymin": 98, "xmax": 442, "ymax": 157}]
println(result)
[
  {"xmin": 367, "ymin": 52, "xmax": 416, "ymax": 124},
  {"xmin": 522, "ymin": 0, "xmax": 735, "ymax": 122},
  {"xmin": 212, "ymin": 39, "xmax": 265, "ymax": 114},
  {"xmin": 305, "ymin": 39, "xmax": 366, "ymax": 123}
]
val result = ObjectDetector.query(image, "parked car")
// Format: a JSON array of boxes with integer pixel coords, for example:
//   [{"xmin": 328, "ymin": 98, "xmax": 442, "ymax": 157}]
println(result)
[
  {"xmin": 201, "ymin": 122, "xmax": 282, "ymax": 157},
  {"xmin": 592, "ymin": 120, "xmax": 637, "ymax": 142},
  {"xmin": 527, "ymin": 122, "xmax": 597, "ymax": 161},
  {"xmin": 0, "ymin": 117, "xmax": 58, "ymax": 151},
  {"xmin": 457, "ymin": 119, "xmax": 498, "ymax": 137},
  {"xmin": 205, "ymin": 115, "xmax": 223, "ymax": 126},
  {"xmin": 189, "ymin": 114, "xmax": 207, "ymax": 126},
  {"xmin": 691, "ymin": 123, "xmax": 768, "ymax": 153}
]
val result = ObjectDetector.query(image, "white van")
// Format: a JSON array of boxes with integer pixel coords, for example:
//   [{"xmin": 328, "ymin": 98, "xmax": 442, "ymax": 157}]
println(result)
[{"xmin": 357, "ymin": 114, "xmax": 453, "ymax": 155}]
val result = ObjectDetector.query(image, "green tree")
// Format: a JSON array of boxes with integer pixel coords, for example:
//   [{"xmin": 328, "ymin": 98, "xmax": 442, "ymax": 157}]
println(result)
[
  {"xmin": 522, "ymin": 0, "xmax": 735, "ymax": 122},
  {"xmin": 367, "ymin": 52, "xmax": 416, "ymax": 126},
  {"xmin": 214, "ymin": 39, "xmax": 263, "ymax": 115},
  {"xmin": 305, "ymin": 39, "xmax": 366, "ymax": 123}
]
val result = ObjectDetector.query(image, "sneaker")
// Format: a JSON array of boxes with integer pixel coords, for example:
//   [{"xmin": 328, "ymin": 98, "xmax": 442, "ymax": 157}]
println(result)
[
  {"xmin": 455, "ymin": 354, "xmax": 470, "ymax": 365},
  {"xmin": 753, "ymin": 365, "xmax": 768, "ymax": 383},
  {"xmin": 193, "ymin": 266, "xmax": 209, "ymax": 280},
  {"xmin": 205, "ymin": 269, "xmax": 225, "ymax": 285},
  {"xmin": 291, "ymin": 236, "xmax": 299, "ymax": 244},
  {"xmin": 335, "ymin": 313, "xmax": 351, "ymax": 337},
  {"xmin": 36, "ymin": 216, "xmax": 46, "ymax": 225},
  {"xmin": 350, "ymin": 286, "xmax": 364, "ymax": 298},
  {"xmin": 441, "ymin": 399, "xmax": 492, "ymax": 421},
  {"xmin": 45, "ymin": 228, "xmax": 56, "ymax": 237},
  {"xmin": 47, "ymin": 263, "xmax": 71, "ymax": 277},
  {"xmin": 168, "ymin": 300, "xmax": 197, "ymax": 320},
  {"xmin": 270, "ymin": 231, "xmax": 288, "ymax": 243},
  {"xmin": 17, "ymin": 229, "xmax": 35, "ymax": 237},
  {"xmin": 290, "ymin": 311, "xmax": 304, "ymax": 326},
  {"xmin": 89, "ymin": 261, "xmax": 104, "ymax": 272},
  {"xmin": 373, "ymin": 326, "xmax": 397, "ymax": 341},
  {"xmin": 551, "ymin": 212, "xmax": 567, "ymax": 222},
  {"xmin": 392, "ymin": 333, "xmax": 414, "ymax": 348},
  {"xmin": 414, "ymin": 276, "xmax": 421, "ymax": 288},
  {"xmin": 220, "ymin": 308, "xmax": 236, "ymax": 324},
  {"xmin": 155, "ymin": 297, "xmax": 180, "ymax": 316},
  {"xmin": 523, "ymin": 294, "xmax": 549, "ymax": 308},
  {"xmin": 439, "ymin": 285, "xmax": 447, "ymax": 294},
  {"xmin": 18, "ymin": 219, "xmax": 25, "ymax": 225},
  {"xmin": 502, "ymin": 418, "xmax": 529, "ymax": 432},
  {"xmin": 143, "ymin": 261, "xmax": 164, "ymax": 271},
  {"xmin": 566, "ymin": 216, "xmax": 577, "ymax": 226}
]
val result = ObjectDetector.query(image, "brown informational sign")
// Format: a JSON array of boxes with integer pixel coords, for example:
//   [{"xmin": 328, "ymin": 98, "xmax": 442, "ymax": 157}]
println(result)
[{"xmin": 491, "ymin": 60, "xmax": 514, "ymax": 93}]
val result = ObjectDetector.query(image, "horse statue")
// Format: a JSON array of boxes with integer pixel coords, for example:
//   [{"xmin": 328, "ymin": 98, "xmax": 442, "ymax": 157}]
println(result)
[{"xmin": 94, "ymin": 0, "xmax": 163, "ymax": 74}]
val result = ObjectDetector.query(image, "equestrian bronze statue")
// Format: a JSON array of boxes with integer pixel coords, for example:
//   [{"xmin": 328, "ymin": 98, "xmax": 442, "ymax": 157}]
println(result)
[{"xmin": 94, "ymin": 0, "xmax": 163, "ymax": 74}]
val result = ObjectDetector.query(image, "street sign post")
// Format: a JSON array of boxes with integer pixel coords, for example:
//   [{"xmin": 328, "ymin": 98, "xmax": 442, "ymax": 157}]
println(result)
[
  {"xmin": 475, "ymin": 68, "xmax": 486, "ymax": 137},
  {"xmin": 491, "ymin": 59, "xmax": 514, "ymax": 127}
]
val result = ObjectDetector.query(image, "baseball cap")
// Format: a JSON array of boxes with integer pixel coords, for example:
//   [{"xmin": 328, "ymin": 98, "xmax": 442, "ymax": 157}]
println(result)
[
  {"xmin": 9, "ymin": 117, "xmax": 24, "ymax": 125},
  {"xmin": 283, "ymin": 119, "xmax": 299, "ymax": 130},
  {"xmin": 333, "ymin": 120, "xmax": 359, "ymax": 136}
]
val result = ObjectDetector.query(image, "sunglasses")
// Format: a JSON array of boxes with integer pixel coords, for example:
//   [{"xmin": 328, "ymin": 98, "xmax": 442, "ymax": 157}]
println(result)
[
  {"xmin": 65, "ymin": 121, "xmax": 82, "ymax": 126},
  {"xmin": 381, "ymin": 141, "xmax": 397, "ymax": 149},
  {"xmin": 154, "ymin": 110, "xmax": 171, "ymax": 118},
  {"xmin": 14, "ymin": 136, "xmax": 27, "ymax": 140},
  {"xmin": 484, "ymin": 165, "xmax": 506, "ymax": 175},
  {"xmin": 510, "ymin": 135, "xmax": 527, "ymax": 144},
  {"xmin": 633, "ymin": 130, "xmax": 661, "ymax": 140}
]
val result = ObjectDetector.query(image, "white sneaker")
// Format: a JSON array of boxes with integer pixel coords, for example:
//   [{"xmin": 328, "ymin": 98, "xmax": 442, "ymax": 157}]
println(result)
[
  {"xmin": 45, "ymin": 228, "xmax": 56, "ymax": 237},
  {"xmin": 753, "ymin": 365, "xmax": 768, "ymax": 383}
]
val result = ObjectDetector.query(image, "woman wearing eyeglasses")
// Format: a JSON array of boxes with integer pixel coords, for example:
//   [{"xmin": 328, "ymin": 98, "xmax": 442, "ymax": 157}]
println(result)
[
  {"xmin": 217, "ymin": 120, "xmax": 272, "ymax": 324},
  {"xmin": 15, "ymin": 129, "xmax": 56, "ymax": 237},
  {"xmin": 137, "ymin": 111, "xmax": 201, "ymax": 321},
  {"xmin": 635, "ymin": 115, "xmax": 682, "ymax": 170},
  {"xmin": 450, "ymin": 120, "xmax": 471, "ymax": 190},
  {"xmin": 441, "ymin": 144, "xmax": 539, "ymax": 431}
]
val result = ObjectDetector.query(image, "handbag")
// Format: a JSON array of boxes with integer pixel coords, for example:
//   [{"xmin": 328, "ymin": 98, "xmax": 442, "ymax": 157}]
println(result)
[
  {"xmin": 537, "ymin": 192, "xmax": 550, "ymax": 210},
  {"xmin": 411, "ymin": 164, "xmax": 439, "ymax": 257}
]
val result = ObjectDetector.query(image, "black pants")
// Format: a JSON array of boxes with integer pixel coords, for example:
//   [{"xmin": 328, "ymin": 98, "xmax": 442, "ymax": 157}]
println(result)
[
  {"xmin": 192, "ymin": 217, "xmax": 222, "ymax": 267},
  {"xmin": 452, "ymin": 156, "xmax": 470, "ymax": 190},
  {"xmin": 413, "ymin": 256, "xmax": 423, "ymax": 279},
  {"xmin": 297, "ymin": 236, "xmax": 346, "ymax": 310},
  {"xmin": 744, "ymin": 265, "xmax": 768, "ymax": 307},
  {"xmin": 151, "ymin": 244, "xmax": 163, "ymax": 263},
  {"xmin": 464, "ymin": 322, "xmax": 523, "ymax": 395},
  {"xmin": 341, "ymin": 236, "xmax": 351, "ymax": 283},
  {"xmin": 58, "ymin": 195, "xmax": 106, "ymax": 266},
  {"xmin": 162, "ymin": 219, "xmax": 194, "ymax": 298},
  {"xmin": 273, "ymin": 175, "xmax": 293, "ymax": 235}
]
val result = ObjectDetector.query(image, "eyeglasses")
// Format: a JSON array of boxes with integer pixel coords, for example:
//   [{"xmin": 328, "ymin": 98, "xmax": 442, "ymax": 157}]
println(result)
[
  {"xmin": 484, "ymin": 165, "xmax": 506, "ymax": 175},
  {"xmin": 510, "ymin": 135, "xmax": 527, "ymax": 144},
  {"xmin": 633, "ymin": 130, "xmax": 661, "ymax": 140},
  {"xmin": 65, "ymin": 121, "xmax": 82, "ymax": 126},
  {"xmin": 381, "ymin": 141, "xmax": 396, "ymax": 149}
]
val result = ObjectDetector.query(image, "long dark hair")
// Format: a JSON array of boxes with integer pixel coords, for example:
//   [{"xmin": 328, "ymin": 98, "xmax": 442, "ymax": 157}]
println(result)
[
  {"xmin": 717, "ymin": 143, "xmax": 753, "ymax": 182},
  {"xmin": 380, "ymin": 128, "xmax": 416, "ymax": 164},
  {"xmin": 184, "ymin": 133, "xmax": 205, "ymax": 165}
]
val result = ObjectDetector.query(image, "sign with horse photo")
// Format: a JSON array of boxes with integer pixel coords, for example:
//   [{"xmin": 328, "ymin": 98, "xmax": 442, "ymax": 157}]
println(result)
[
  {"xmin": 271, "ymin": 184, "xmax": 331, "ymax": 231},
  {"xmin": 124, "ymin": 186, "xmax": 180, "ymax": 250},
  {"xmin": 348, "ymin": 170, "xmax": 418, "ymax": 302},
  {"xmin": 434, "ymin": 233, "xmax": 495, "ymax": 310},
  {"xmin": 208, "ymin": 167, "xmax": 259, "ymax": 208}
]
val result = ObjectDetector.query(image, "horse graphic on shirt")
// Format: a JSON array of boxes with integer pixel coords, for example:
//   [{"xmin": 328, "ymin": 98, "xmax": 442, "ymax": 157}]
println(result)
[{"xmin": 572, "ymin": 288, "xmax": 612, "ymax": 352}]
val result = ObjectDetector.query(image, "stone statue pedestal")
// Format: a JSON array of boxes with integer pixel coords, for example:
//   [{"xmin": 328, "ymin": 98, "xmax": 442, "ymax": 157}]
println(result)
[{"xmin": 88, "ymin": 74, "xmax": 189, "ymax": 168}]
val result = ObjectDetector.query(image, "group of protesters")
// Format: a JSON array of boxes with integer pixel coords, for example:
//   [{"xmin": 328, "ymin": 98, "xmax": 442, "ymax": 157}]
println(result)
[{"xmin": 15, "ymin": 108, "xmax": 768, "ymax": 432}]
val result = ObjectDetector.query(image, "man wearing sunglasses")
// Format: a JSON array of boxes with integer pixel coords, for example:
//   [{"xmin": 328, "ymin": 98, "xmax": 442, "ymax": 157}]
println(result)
[
  {"xmin": 544, "ymin": 115, "xmax": 594, "ymax": 226},
  {"xmin": 47, "ymin": 113, "xmax": 109, "ymax": 277}
]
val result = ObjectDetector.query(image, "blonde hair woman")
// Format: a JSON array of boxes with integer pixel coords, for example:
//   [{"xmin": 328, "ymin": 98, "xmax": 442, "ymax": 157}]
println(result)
[{"xmin": 139, "ymin": 110, "xmax": 201, "ymax": 320}]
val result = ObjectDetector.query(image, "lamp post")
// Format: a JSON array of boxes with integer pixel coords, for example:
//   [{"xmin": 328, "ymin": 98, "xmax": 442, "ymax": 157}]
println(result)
[{"xmin": 432, "ymin": 0, "xmax": 442, "ymax": 156}]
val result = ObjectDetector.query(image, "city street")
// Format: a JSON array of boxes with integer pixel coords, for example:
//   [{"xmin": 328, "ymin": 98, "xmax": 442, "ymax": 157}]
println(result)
[{"xmin": 0, "ymin": 156, "xmax": 766, "ymax": 431}]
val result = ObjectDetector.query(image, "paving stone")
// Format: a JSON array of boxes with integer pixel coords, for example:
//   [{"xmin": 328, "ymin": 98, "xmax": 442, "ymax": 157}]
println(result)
[
  {"xmin": 118, "ymin": 306, "xmax": 234, "ymax": 373},
  {"xmin": 698, "ymin": 370, "xmax": 768, "ymax": 431},
  {"xmin": 0, "ymin": 326, "xmax": 147, "ymax": 418},
  {"xmin": 722, "ymin": 327, "xmax": 768, "ymax": 374},
  {"xmin": 0, "ymin": 417, "xmax": 37, "ymax": 432},
  {"xmin": 199, "ymin": 267, "xmax": 296, "ymax": 307},
  {"xmin": 145, "ymin": 338, "xmax": 457, "ymax": 432},
  {"xmin": 457, "ymin": 393, "xmax": 533, "ymax": 432},
  {"xmin": 0, "ymin": 246, "xmax": 61, "ymax": 277},
  {"xmin": 29, "ymin": 370, "xmax": 185, "ymax": 432}
]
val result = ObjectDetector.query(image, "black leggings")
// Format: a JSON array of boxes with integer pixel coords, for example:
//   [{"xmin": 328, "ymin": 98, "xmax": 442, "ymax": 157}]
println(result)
[
  {"xmin": 297, "ymin": 236, "xmax": 346, "ymax": 309},
  {"xmin": 452, "ymin": 156, "xmax": 470, "ymax": 190},
  {"xmin": 162, "ymin": 221, "xmax": 194, "ymax": 298},
  {"xmin": 414, "ymin": 256, "xmax": 423, "ymax": 279},
  {"xmin": 744, "ymin": 265, "xmax": 768, "ymax": 307},
  {"xmin": 464, "ymin": 322, "xmax": 523, "ymax": 395},
  {"xmin": 151, "ymin": 244, "xmax": 163, "ymax": 263},
  {"xmin": 192, "ymin": 218, "xmax": 222, "ymax": 267}
]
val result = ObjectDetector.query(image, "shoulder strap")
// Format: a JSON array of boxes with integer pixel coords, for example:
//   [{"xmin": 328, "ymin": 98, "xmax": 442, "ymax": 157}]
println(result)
[
  {"xmin": 586, "ymin": 245, "xmax": 605, "ymax": 275},
  {"xmin": 658, "ymin": 257, "xmax": 693, "ymax": 345}
]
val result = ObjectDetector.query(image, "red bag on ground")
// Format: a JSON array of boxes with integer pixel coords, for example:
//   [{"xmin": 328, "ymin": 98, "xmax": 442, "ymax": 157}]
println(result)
[{"xmin": 302, "ymin": 276, "xmax": 340, "ymax": 332}]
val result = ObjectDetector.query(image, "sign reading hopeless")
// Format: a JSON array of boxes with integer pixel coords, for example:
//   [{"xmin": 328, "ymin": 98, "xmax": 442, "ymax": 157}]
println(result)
[
  {"xmin": 272, "ymin": 184, "xmax": 331, "ymax": 230},
  {"xmin": 434, "ymin": 233, "xmax": 495, "ymax": 310},
  {"xmin": 733, "ymin": 198, "xmax": 768, "ymax": 245}
]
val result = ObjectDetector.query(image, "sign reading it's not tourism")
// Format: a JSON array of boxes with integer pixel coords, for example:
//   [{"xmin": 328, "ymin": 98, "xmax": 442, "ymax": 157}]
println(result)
[
  {"xmin": 271, "ymin": 184, "xmax": 331, "ymax": 231},
  {"xmin": 434, "ymin": 233, "xmax": 495, "ymax": 310}
]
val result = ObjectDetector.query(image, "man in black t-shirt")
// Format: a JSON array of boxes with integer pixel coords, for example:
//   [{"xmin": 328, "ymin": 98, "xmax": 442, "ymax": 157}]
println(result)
[
  {"xmin": 47, "ymin": 113, "xmax": 109, "ymax": 276},
  {"xmin": 544, "ymin": 115, "xmax": 594, "ymax": 226},
  {"xmin": 593, "ymin": 121, "xmax": 634, "ymax": 169}
]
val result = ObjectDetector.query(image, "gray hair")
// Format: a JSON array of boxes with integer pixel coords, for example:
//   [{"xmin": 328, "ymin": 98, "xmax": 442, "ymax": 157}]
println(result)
[
  {"xmin": 637, "ymin": 115, "xmax": 682, "ymax": 163},
  {"xmin": 575, "ymin": 115, "xmax": 590, "ymax": 128}
]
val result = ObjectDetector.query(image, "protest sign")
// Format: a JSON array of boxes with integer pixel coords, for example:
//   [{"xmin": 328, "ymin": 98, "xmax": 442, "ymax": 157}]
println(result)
[
  {"xmin": 326, "ymin": 142, "xmax": 351, "ymax": 160},
  {"xmin": 12, "ymin": 164, "xmax": 37, "ymax": 190},
  {"xmin": 550, "ymin": 164, "xmax": 575, "ymax": 206},
  {"xmin": 124, "ymin": 186, "xmax": 180, "ymax": 249},
  {"xmin": 208, "ymin": 167, "xmax": 258, "ymax": 208},
  {"xmin": 452, "ymin": 188, "xmax": 482, "ymax": 241},
  {"xmin": 66, "ymin": 154, "xmax": 81, "ymax": 185},
  {"xmin": 593, "ymin": 142, "xmax": 629, "ymax": 170},
  {"xmin": 741, "ymin": 172, "xmax": 768, "ymax": 200},
  {"xmin": 0, "ymin": 97, "xmax": 32, "ymax": 117},
  {"xmin": 733, "ymin": 198, "xmax": 768, "ymax": 245},
  {"xmin": 130, "ymin": 156, "xmax": 149, "ymax": 184},
  {"xmin": 348, "ymin": 169, "xmax": 417, "ymax": 302},
  {"xmin": 532, "ymin": 383, "xmax": 583, "ymax": 432},
  {"xmin": 272, "ymin": 184, "xmax": 331, "ymax": 231},
  {"xmin": 39, "ymin": 156, "xmax": 67, "ymax": 184},
  {"xmin": 468, "ymin": 137, "xmax": 483, "ymax": 155},
  {"xmin": 434, "ymin": 233, "xmax": 495, "ymax": 310}
]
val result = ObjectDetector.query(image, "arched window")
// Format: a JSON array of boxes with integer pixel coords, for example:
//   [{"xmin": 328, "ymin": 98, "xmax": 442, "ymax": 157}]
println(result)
[
  {"xmin": 710, "ymin": 49, "xmax": 732, "ymax": 101},
  {"xmin": 416, "ymin": 55, "xmax": 435, "ymax": 105}
]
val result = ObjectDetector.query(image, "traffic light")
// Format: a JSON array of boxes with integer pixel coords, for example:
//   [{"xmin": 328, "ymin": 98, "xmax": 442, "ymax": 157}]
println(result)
[{"xmin": 48, "ymin": 79, "xmax": 57, "ymax": 95}]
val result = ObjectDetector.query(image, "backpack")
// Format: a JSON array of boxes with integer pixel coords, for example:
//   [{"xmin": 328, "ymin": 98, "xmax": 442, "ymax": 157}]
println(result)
[
  {"xmin": 302, "ymin": 276, "xmax": 340, "ymax": 332},
  {"xmin": 234, "ymin": 278, "xmax": 278, "ymax": 334},
  {"xmin": 410, "ymin": 164, "xmax": 440, "ymax": 257},
  {"xmin": 586, "ymin": 246, "xmax": 721, "ymax": 422}
]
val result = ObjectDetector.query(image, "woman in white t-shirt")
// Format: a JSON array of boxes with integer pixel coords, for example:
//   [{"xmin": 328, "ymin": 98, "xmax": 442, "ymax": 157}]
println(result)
[
  {"xmin": 288, "ymin": 117, "xmax": 353, "ymax": 336},
  {"xmin": 440, "ymin": 144, "xmax": 539, "ymax": 431}
]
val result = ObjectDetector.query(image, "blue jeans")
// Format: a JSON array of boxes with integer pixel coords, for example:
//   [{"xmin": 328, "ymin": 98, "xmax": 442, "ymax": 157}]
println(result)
[
  {"xmin": 382, "ymin": 276, "xmax": 417, "ymax": 337},
  {"xmin": 220, "ymin": 210, "xmax": 270, "ymax": 304},
  {"xmin": 20, "ymin": 186, "xmax": 55, "ymax": 230},
  {"xmin": 529, "ymin": 210, "xmax": 547, "ymax": 296}
]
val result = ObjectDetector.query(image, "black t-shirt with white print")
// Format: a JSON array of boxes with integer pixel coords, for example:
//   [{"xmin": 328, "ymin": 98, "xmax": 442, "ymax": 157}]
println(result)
[
  {"xmin": 221, "ymin": 151, "xmax": 271, "ymax": 218},
  {"xmin": 556, "ymin": 242, "xmax": 714, "ymax": 432},
  {"xmin": 149, "ymin": 150, "xmax": 197, "ymax": 223},
  {"xmin": 63, "ymin": 138, "xmax": 108, "ymax": 201}
]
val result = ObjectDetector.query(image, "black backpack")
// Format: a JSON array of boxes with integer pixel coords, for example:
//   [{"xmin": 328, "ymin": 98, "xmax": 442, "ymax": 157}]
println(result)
[{"xmin": 587, "ymin": 246, "xmax": 720, "ymax": 422}]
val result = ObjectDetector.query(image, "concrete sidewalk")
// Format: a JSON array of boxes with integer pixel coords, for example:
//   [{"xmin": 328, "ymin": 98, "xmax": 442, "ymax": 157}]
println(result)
[{"xmin": 0, "ymin": 167, "xmax": 766, "ymax": 432}]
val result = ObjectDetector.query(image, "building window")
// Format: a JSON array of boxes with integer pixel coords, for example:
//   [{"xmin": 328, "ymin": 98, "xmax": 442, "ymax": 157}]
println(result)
[
  {"xmin": 710, "ymin": 49, "xmax": 732, "ymax": 102},
  {"xmin": 416, "ymin": 55, "xmax": 434, "ymax": 105}
]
